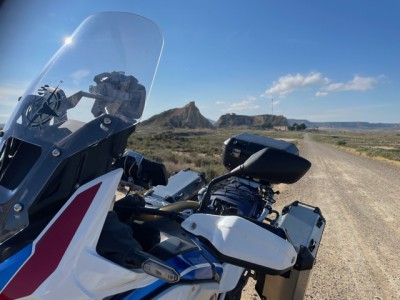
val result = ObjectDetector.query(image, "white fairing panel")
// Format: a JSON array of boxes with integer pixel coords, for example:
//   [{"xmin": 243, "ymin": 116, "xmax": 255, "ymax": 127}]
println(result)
[
  {"xmin": 154, "ymin": 282, "xmax": 219, "ymax": 300},
  {"xmin": 30, "ymin": 169, "xmax": 156, "ymax": 299},
  {"xmin": 181, "ymin": 214, "xmax": 297, "ymax": 272}
]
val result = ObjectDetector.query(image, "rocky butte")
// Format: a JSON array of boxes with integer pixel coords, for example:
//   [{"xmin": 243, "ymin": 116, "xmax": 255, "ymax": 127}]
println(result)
[
  {"xmin": 215, "ymin": 113, "xmax": 289, "ymax": 129},
  {"xmin": 140, "ymin": 101, "xmax": 214, "ymax": 129}
]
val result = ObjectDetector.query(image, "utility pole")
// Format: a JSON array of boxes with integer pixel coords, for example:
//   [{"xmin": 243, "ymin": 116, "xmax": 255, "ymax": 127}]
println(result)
[{"xmin": 271, "ymin": 98, "xmax": 274, "ymax": 115}]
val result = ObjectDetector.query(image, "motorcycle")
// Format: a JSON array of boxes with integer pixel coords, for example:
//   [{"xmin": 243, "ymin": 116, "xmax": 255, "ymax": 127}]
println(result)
[{"xmin": 0, "ymin": 12, "xmax": 325, "ymax": 300}]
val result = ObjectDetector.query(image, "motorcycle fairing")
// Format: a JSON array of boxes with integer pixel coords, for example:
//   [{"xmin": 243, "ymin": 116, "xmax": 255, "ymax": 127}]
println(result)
[
  {"xmin": 181, "ymin": 214, "xmax": 297, "ymax": 274},
  {"xmin": 0, "ymin": 170, "xmax": 160, "ymax": 299},
  {"xmin": 0, "ymin": 123, "xmax": 134, "ymax": 264},
  {"xmin": 147, "ymin": 235, "xmax": 223, "ymax": 279},
  {"xmin": 0, "ymin": 244, "xmax": 32, "ymax": 291},
  {"xmin": 122, "ymin": 249, "xmax": 224, "ymax": 299},
  {"xmin": 122, "ymin": 281, "xmax": 220, "ymax": 300},
  {"xmin": 1, "ymin": 183, "xmax": 102, "ymax": 299},
  {"xmin": 151, "ymin": 282, "xmax": 220, "ymax": 300}
]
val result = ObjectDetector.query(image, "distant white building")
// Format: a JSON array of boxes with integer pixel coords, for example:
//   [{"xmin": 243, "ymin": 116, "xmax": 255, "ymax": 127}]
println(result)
[{"xmin": 273, "ymin": 125, "xmax": 288, "ymax": 131}]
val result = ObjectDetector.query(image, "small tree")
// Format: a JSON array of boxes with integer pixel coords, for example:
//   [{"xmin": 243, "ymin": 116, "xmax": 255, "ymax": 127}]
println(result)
[
  {"xmin": 299, "ymin": 123, "xmax": 307, "ymax": 130},
  {"xmin": 288, "ymin": 123, "xmax": 307, "ymax": 131}
]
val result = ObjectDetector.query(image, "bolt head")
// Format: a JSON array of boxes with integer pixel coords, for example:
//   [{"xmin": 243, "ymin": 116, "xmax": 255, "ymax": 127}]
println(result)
[
  {"xmin": 14, "ymin": 203, "xmax": 23, "ymax": 212},
  {"xmin": 103, "ymin": 117, "xmax": 112, "ymax": 125},
  {"xmin": 52, "ymin": 148, "xmax": 61, "ymax": 157}
]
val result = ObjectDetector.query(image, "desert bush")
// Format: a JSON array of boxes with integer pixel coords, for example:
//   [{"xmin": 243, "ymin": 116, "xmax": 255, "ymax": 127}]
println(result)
[
  {"xmin": 311, "ymin": 131, "xmax": 400, "ymax": 162},
  {"xmin": 127, "ymin": 128, "xmax": 305, "ymax": 178},
  {"xmin": 203, "ymin": 165, "xmax": 227, "ymax": 181}
]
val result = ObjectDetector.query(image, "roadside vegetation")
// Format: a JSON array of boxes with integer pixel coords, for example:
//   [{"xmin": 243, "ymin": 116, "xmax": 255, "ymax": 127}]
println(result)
[
  {"xmin": 127, "ymin": 128, "xmax": 304, "ymax": 181},
  {"xmin": 126, "ymin": 128, "xmax": 400, "ymax": 181},
  {"xmin": 310, "ymin": 131, "xmax": 400, "ymax": 162}
]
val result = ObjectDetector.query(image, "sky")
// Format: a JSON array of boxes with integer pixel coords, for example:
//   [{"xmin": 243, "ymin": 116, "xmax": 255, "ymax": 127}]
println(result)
[{"xmin": 0, "ymin": 0, "xmax": 399, "ymax": 124}]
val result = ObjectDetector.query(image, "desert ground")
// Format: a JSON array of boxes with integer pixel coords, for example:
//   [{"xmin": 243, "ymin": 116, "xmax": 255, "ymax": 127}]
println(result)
[{"xmin": 243, "ymin": 134, "xmax": 400, "ymax": 299}]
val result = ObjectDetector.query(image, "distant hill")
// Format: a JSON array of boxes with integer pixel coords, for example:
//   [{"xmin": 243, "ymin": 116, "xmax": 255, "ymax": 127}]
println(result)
[
  {"xmin": 215, "ymin": 114, "xmax": 288, "ymax": 129},
  {"xmin": 140, "ymin": 101, "xmax": 214, "ymax": 129},
  {"xmin": 208, "ymin": 118, "xmax": 216, "ymax": 125},
  {"xmin": 139, "ymin": 103, "xmax": 400, "ymax": 131},
  {"xmin": 288, "ymin": 119, "xmax": 400, "ymax": 131}
]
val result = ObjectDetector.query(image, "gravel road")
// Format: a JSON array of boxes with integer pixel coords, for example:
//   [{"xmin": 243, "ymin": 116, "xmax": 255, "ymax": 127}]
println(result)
[{"xmin": 243, "ymin": 134, "xmax": 400, "ymax": 299}]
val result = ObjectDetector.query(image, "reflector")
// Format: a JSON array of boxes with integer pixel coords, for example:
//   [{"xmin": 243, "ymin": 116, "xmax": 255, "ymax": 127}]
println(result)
[{"xmin": 142, "ymin": 258, "xmax": 180, "ymax": 283}]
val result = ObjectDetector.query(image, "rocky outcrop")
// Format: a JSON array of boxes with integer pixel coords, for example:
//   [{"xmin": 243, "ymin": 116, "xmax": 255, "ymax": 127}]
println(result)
[
  {"xmin": 140, "ymin": 101, "xmax": 214, "ymax": 129},
  {"xmin": 215, "ymin": 113, "xmax": 288, "ymax": 129}
]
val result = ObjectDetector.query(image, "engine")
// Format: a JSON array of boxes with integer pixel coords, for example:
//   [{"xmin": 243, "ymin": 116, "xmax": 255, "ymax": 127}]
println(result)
[{"xmin": 208, "ymin": 178, "xmax": 266, "ymax": 219}]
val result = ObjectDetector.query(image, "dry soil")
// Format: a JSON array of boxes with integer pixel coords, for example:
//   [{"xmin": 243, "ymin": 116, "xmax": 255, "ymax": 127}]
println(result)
[{"xmin": 243, "ymin": 134, "xmax": 400, "ymax": 299}]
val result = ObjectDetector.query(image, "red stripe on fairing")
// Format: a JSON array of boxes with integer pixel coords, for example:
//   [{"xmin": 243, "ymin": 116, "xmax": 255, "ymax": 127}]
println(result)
[{"xmin": 0, "ymin": 183, "xmax": 101, "ymax": 300}]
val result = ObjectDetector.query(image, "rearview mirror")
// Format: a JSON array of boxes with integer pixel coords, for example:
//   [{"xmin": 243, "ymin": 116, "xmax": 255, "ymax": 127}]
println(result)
[
  {"xmin": 199, "ymin": 147, "xmax": 311, "ymax": 211},
  {"xmin": 231, "ymin": 148, "xmax": 311, "ymax": 184}
]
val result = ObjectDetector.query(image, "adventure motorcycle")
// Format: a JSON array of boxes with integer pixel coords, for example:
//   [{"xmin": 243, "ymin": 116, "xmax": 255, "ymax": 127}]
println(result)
[{"xmin": 0, "ymin": 12, "xmax": 325, "ymax": 300}]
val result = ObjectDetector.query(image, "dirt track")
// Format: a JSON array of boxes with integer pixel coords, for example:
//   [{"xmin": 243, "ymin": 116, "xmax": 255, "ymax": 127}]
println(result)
[{"xmin": 244, "ymin": 134, "xmax": 400, "ymax": 299}]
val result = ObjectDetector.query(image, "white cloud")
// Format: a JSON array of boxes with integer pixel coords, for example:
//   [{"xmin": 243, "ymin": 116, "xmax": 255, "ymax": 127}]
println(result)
[
  {"xmin": 215, "ymin": 100, "xmax": 227, "ymax": 105},
  {"xmin": 263, "ymin": 73, "xmax": 382, "ymax": 98},
  {"xmin": 0, "ymin": 85, "xmax": 25, "ymax": 102},
  {"xmin": 272, "ymin": 99, "xmax": 281, "ymax": 107},
  {"xmin": 226, "ymin": 100, "xmax": 260, "ymax": 112},
  {"xmin": 262, "ymin": 72, "xmax": 329, "ymax": 97},
  {"xmin": 317, "ymin": 75, "xmax": 378, "ymax": 96},
  {"xmin": 315, "ymin": 91, "xmax": 328, "ymax": 97}
]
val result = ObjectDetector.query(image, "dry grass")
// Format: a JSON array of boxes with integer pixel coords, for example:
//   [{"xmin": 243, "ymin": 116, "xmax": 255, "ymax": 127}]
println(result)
[
  {"xmin": 127, "ymin": 128, "xmax": 304, "ymax": 181},
  {"xmin": 310, "ymin": 131, "xmax": 400, "ymax": 162},
  {"xmin": 127, "ymin": 128, "xmax": 400, "ymax": 180}
]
